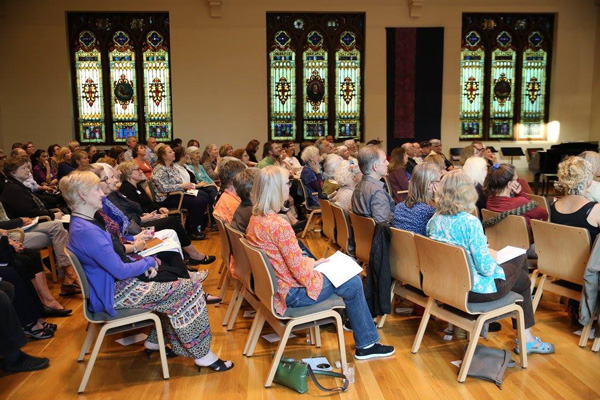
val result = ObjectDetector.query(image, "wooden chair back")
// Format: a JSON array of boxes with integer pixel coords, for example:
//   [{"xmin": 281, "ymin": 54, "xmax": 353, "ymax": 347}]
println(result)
[
  {"xmin": 319, "ymin": 199, "xmax": 336, "ymax": 243},
  {"xmin": 383, "ymin": 176, "xmax": 392, "ymax": 195},
  {"xmin": 240, "ymin": 238, "xmax": 278, "ymax": 316},
  {"xmin": 527, "ymin": 194, "xmax": 550, "ymax": 217},
  {"xmin": 224, "ymin": 223, "xmax": 253, "ymax": 292},
  {"xmin": 481, "ymin": 209, "xmax": 530, "ymax": 250},
  {"xmin": 531, "ymin": 219, "xmax": 590, "ymax": 285},
  {"xmin": 331, "ymin": 203, "xmax": 354, "ymax": 255},
  {"xmin": 214, "ymin": 217, "xmax": 231, "ymax": 268},
  {"xmin": 414, "ymin": 235, "xmax": 472, "ymax": 312},
  {"xmin": 389, "ymin": 228, "xmax": 421, "ymax": 289},
  {"xmin": 348, "ymin": 211, "xmax": 375, "ymax": 265},
  {"xmin": 298, "ymin": 179, "xmax": 319, "ymax": 210}
]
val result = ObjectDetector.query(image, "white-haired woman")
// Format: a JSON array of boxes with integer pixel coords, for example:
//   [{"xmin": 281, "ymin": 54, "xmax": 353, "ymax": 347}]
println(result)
[
  {"xmin": 579, "ymin": 151, "xmax": 600, "ymax": 202},
  {"xmin": 322, "ymin": 154, "xmax": 343, "ymax": 197},
  {"xmin": 462, "ymin": 156, "xmax": 489, "ymax": 214},
  {"xmin": 247, "ymin": 165, "xmax": 394, "ymax": 360},
  {"xmin": 300, "ymin": 145, "xmax": 326, "ymax": 208},
  {"xmin": 61, "ymin": 171, "xmax": 233, "ymax": 372},
  {"xmin": 332, "ymin": 160, "xmax": 362, "ymax": 210},
  {"xmin": 427, "ymin": 170, "xmax": 554, "ymax": 355}
]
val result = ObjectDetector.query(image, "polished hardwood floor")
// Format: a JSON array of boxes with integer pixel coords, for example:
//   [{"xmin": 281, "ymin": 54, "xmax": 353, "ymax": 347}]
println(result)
[{"xmin": 1, "ymin": 230, "xmax": 599, "ymax": 399}]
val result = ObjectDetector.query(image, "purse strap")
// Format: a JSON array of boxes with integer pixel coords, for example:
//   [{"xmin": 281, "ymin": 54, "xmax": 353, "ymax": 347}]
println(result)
[{"xmin": 307, "ymin": 365, "xmax": 349, "ymax": 392}]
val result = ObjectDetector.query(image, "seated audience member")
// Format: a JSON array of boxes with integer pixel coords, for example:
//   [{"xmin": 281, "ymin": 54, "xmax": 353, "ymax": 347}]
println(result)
[
  {"xmin": 401, "ymin": 143, "xmax": 418, "ymax": 174},
  {"xmin": 96, "ymin": 155, "xmax": 117, "ymax": 167},
  {"xmin": 485, "ymin": 146, "xmax": 498, "ymax": 165},
  {"xmin": 123, "ymin": 136, "xmax": 137, "ymax": 161},
  {"xmin": 22, "ymin": 142, "xmax": 35, "ymax": 158},
  {"xmin": 171, "ymin": 138, "xmax": 183, "ymax": 148},
  {"xmin": 108, "ymin": 145, "xmax": 125, "ymax": 164},
  {"xmin": 201, "ymin": 144, "xmax": 220, "ymax": 182},
  {"xmin": 462, "ymin": 156, "xmax": 489, "ymax": 215},
  {"xmin": 459, "ymin": 145, "xmax": 476, "ymax": 166},
  {"xmin": 280, "ymin": 141, "xmax": 302, "ymax": 175},
  {"xmin": 151, "ymin": 146, "xmax": 210, "ymax": 240},
  {"xmin": 231, "ymin": 168, "xmax": 259, "ymax": 233},
  {"xmin": 187, "ymin": 139, "xmax": 200, "ymax": 148},
  {"xmin": 219, "ymin": 144, "xmax": 234, "ymax": 158},
  {"xmin": 48, "ymin": 144, "xmax": 61, "ymax": 177},
  {"xmin": 429, "ymin": 139, "xmax": 453, "ymax": 171},
  {"xmin": 427, "ymin": 170, "xmax": 554, "ymax": 355},
  {"xmin": 245, "ymin": 139, "xmax": 260, "ymax": 164},
  {"xmin": 132, "ymin": 144, "xmax": 153, "ymax": 180},
  {"xmin": 484, "ymin": 163, "xmax": 548, "ymax": 256},
  {"xmin": 213, "ymin": 158, "xmax": 247, "ymax": 223},
  {"xmin": 185, "ymin": 147, "xmax": 219, "ymax": 213},
  {"xmin": 322, "ymin": 154, "xmax": 343, "ymax": 197},
  {"xmin": 423, "ymin": 152, "xmax": 447, "ymax": 173},
  {"xmin": 420, "ymin": 140, "xmax": 433, "ymax": 157},
  {"xmin": 247, "ymin": 165, "xmax": 395, "ymax": 359},
  {"xmin": 344, "ymin": 139, "xmax": 358, "ymax": 160},
  {"xmin": 332, "ymin": 160, "xmax": 362, "ymax": 210},
  {"xmin": 173, "ymin": 147, "xmax": 216, "ymax": 213},
  {"xmin": 0, "ymin": 280, "xmax": 50, "ymax": 372},
  {"xmin": 232, "ymin": 148, "xmax": 256, "ymax": 167},
  {"xmin": 32, "ymin": 149, "xmax": 58, "ymax": 187},
  {"xmin": 71, "ymin": 150, "xmax": 89, "ymax": 169},
  {"xmin": 68, "ymin": 140, "xmax": 80, "ymax": 153},
  {"xmin": 85, "ymin": 145, "xmax": 97, "ymax": 159},
  {"xmin": 90, "ymin": 151, "xmax": 106, "ymax": 164},
  {"xmin": 411, "ymin": 142, "xmax": 423, "ymax": 163},
  {"xmin": 352, "ymin": 145, "xmax": 395, "ymax": 224},
  {"xmin": 315, "ymin": 137, "xmax": 334, "ymax": 157},
  {"xmin": 257, "ymin": 141, "xmax": 281, "ymax": 169},
  {"xmin": 336, "ymin": 145, "xmax": 350, "ymax": 161},
  {"xmin": 56, "ymin": 147, "xmax": 75, "ymax": 180},
  {"xmin": 388, "ymin": 147, "xmax": 410, "ymax": 203},
  {"xmin": 393, "ymin": 163, "xmax": 440, "ymax": 236},
  {"xmin": 580, "ymin": 151, "xmax": 600, "ymax": 202},
  {"xmin": 300, "ymin": 145, "xmax": 326, "ymax": 208},
  {"xmin": 61, "ymin": 171, "xmax": 233, "ymax": 372},
  {"xmin": 471, "ymin": 141, "xmax": 486, "ymax": 158},
  {"xmin": 551, "ymin": 156, "xmax": 600, "ymax": 244},
  {"xmin": 145, "ymin": 137, "xmax": 158, "ymax": 167}
]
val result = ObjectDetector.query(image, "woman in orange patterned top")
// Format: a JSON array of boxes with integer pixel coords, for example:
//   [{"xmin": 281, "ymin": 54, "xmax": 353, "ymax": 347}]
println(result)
[{"xmin": 246, "ymin": 165, "xmax": 395, "ymax": 360}]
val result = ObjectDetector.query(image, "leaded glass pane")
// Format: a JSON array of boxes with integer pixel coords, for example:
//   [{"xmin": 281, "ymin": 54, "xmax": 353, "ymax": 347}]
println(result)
[
  {"xmin": 75, "ymin": 31, "xmax": 105, "ymax": 143},
  {"xmin": 459, "ymin": 34, "xmax": 484, "ymax": 140},
  {"xmin": 269, "ymin": 31, "xmax": 296, "ymax": 140},
  {"xmin": 335, "ymin": 31, "xmax": 360, "ymax": 140},
  {"xmin": 489, "ymin": 34, "xmax": 516, "ymax": 139},
  {"xmin": 109, "ymin": 31, "xmax": 139, "ymax": 142},
  {"xmin": 519, "ymin": 42, "xmax": 547, "ymax": 139},
  {"xmin": 143, "ymin": 31, "xmax": 172, "ymax": 142},
  {"xmin": 303, "ymin": 31, "xmax": 327, "ymax": 140}
]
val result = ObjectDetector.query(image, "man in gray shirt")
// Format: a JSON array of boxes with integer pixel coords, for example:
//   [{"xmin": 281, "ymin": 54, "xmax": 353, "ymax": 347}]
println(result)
[{"xmin": 352, "ymin": 145, "xmax": 395, "ymax": 224}]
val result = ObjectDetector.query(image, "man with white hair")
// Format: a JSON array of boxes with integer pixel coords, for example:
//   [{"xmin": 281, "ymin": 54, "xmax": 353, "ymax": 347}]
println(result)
[
  {"xmin": 401, "ymin": 142, "xmax": 418, "ymax": 174},
  {"xmin": 343, "ymin": 139, "xmax": 358, "ymax": 163},
  {"xmin": 123, "ymin": 135, "xmax": 138, "ymax": 161},
  {"xmin": 145, "ymin": 137, "xmax": 158, "ymax": 166},
  {"xmin": 429, "ymin": 139, "xmax": 454, "ymax": 171}
]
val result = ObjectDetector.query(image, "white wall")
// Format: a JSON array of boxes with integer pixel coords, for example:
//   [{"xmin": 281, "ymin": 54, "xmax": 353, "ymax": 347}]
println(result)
[{"xmin": 0, "ymin": 0, "xmax": 597, "ymax": 172}]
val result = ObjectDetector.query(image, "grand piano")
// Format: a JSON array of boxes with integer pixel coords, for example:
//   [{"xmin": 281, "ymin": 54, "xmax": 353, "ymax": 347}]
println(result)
[{"xmin": 529, "ymin": 142, "xmax": 599, "ymax": 194}]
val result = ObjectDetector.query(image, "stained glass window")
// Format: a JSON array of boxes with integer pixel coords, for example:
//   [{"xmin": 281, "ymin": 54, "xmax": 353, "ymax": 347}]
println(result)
[
  {"xmin": 267, "ymin": 13, "xmax": 365, "ymax": 142},
  {"xmin": 74, "ymin": 31, "xmax": 106, "ymax": 143},
  {"xmin": 460, "ymin": 14, "xmax": 554, "ymax": 141},
  {"xmin": 68, "ymin": 13, "xmax": 172, "ymax": 145}
]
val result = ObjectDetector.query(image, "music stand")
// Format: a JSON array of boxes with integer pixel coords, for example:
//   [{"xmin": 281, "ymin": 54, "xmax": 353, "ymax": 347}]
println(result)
[{"xmin": 500, "ymin": 147, "xmax": 525, "ymax": 165}]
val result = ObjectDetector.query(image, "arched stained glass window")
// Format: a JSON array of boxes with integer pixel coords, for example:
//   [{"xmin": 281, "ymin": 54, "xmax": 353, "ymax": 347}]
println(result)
[
  {"xmin": 489, "ymin": 31, "xmax": 516, "ymax": 139},
  {"xmin": 143, "ymin": 31, "xmax": 172, "ymax": 141},
  {"xmin": 335, "ymin": 31, "xmax": 361, "ymax": 140},
  {"xmin": 303, "ymin": 31, "xmax": 327, "ymax": 140},
  {"xmin": 74, "ymin": 31, "xmax": 106, "ymax": 143},
  {"xmin": 109, "ymin": 31, "xmax": 138, "ymax": 141},
  {"xmin": 519, "ymin": 31, "xmax": 547, "ymax": 140},
  {"xmin": 269, "ymin": 30, "xmax": 296, "ymax": 140},
  {"xmin": 459, "ymin": 31, "xmax": 485, "ymax": 139}
]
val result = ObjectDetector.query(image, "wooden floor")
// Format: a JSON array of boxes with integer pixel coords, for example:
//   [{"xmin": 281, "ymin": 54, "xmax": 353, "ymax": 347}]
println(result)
[{"xmin": 2, "ymin": 230, "xmax": 599, "ymax": 400}]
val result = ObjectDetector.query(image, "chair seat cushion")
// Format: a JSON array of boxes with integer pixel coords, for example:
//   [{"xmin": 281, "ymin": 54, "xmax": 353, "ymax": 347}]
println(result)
[
  {"xmin": 467, "ymin": 292, "xmax": 523, "ymax": 314},
  {"xmin": 90, "ymin": 307, "xmax": 151, "ymax": 322},
  {"xmin": 282, "ymin": 294, "xmax": 345, "ymax": 318}
]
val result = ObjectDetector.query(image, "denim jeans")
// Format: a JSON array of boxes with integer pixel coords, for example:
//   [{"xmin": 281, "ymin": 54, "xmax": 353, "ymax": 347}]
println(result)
[{"xmin": 285, "ymin": 275, "xmax": 379, "ymax": 349}]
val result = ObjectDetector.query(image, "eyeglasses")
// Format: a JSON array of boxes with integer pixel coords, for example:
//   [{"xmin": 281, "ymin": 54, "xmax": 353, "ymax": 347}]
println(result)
[{"xmin": 99, "ymin": 176, "xmax": 109, "ymax": 183}]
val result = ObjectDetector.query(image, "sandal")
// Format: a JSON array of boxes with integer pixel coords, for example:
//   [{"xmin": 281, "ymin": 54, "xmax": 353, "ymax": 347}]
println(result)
[
  {"xmin": 204, "ymin": 293, "xmax": 222, "ymax": 305},
  {"xmin": 40, "ymin": 321, "xmax": 57, "ymax": 332},
  {"xmin": 514, "ymin": 337, "xmax": 555, "ymax": 355},
  {"xmin": 23, "ymin": 322, "xmax": 54, "ymax": 340},
  {"xmin": 196, "ymin": 358, "xmax": 234, "ymax": 373}
]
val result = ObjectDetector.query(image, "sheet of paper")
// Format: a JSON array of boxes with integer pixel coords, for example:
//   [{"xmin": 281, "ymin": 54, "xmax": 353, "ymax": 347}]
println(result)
[
  {"xmin": 314, "ymin": 251, "xmax": 363, "ymax": 288},
  {"xmin": 261, "ymin": 332, "xmax": 297, "ymax": 343},
  {"xmin": 185, "ymin": 189, "xmax": 199, "ymax": 196},
  {"xmin": 302, "ymin": 357, "xmax": 333, "ymax": 372},
  {"xmin": 60, "ymin": 215, "xmax": 71, "ymax": 223},
  {"xmin": 495, "ymin": 246, "xmax": 527, "ymax": 265},
  {"xmin": 115, "ymin": 333, "xmax": 147, "ymax": 346},
  {"xmin": 138, "ymin": 237, "xmax": 179, "ymax": 256},
  {"xmin": 22, "ymin": 217, "xmax": 39, "ymax": 231}
]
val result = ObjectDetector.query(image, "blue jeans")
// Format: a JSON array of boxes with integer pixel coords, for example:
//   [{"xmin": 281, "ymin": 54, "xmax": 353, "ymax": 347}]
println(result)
[{"xmin": 285, "ymin": 275, "xmax": 379, "ymax": 349}]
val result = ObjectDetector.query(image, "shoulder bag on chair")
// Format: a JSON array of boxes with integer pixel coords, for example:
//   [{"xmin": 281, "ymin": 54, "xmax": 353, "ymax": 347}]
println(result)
[{"xmin": 274, "ymin": 357, "xmax": 349, "ymax": 394}]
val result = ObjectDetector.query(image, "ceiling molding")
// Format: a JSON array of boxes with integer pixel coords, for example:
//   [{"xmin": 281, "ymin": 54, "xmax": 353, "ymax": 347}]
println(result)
[
  {"xmin": 409, "ymin": 0, "xmax": 424, "ymax": 19},
  {"xmin": 208, "ymin": 1, "xmax": 222, "ymax": 18}
]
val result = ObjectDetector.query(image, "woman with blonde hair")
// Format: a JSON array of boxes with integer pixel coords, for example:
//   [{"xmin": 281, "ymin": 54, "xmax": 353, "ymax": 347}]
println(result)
[
  {"xmin": 247, "ymin": 165, "xmax": 395, "ymax": 360},
  {"xmin": 427, "ymin": 170, "xmax": 554, "ymax": 355},
  {"xmin": 579, "ymin": 151, "xmax": 600, "ymax": 202},
  {"xmin": 201, "ymin": 144, "xmax": 220, "ymax": 181},
  {"xmin": 56, "ymin": 147, "xmax": 75, "ymax": 180},
  {"xmin": 300, "ymin": 145, "xmax": 326, "ymax": 208}
]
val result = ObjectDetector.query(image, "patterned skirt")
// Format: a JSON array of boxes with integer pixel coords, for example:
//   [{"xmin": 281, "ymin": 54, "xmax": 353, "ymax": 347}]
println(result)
[{"xmin": 114, "ymin": 276, "xmax": 211, "ymax": 359}]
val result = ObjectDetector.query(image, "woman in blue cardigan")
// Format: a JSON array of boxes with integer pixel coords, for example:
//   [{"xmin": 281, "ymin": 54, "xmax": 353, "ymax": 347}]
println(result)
[{"xmin": 60, "ymin": 171, "xmax": 233, "ymax": 373}]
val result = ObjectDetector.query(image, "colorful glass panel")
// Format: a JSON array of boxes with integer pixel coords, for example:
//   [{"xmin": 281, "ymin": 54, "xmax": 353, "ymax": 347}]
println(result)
[
  {"xmin": 109, "ymin": 31, "xmax": 138, "ymax": 142},
  {"xmin": 74, "ymin": 31, "xmax": 105, "ymax": 143},
  {"xmin": 519, "ymin": 46, "xmax": 547, "ymax": 139},
  {"xmin": 143, "ymin": 31, "xmax": 172, "ymax": 142},
  {"xmin": 489, "ymin": 45, "xmax": 516, "ymax": 139},
  {"xmin": 459, "ymin": 43, "xmax": 485, "ymax": 139},
  {"xmin": 303, "ymin": 31, "xmax": 327, "ymax": 140},
  {"xmin": 269, "ymin": 31, "xmax": 296, "ymax": 140},
  {"xmin": 335, "ymin": 31, "xmax": 360, "ymax": 140}
]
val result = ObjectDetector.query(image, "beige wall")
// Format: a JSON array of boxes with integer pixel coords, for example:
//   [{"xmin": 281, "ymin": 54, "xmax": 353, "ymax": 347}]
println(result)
[
  {"xmin": 0, "ymin": 0, "xmax": 597, "ymax": 171},
  {"xmin": 591, "ymin": 5, "xmax": 600, "ymax": 138}
]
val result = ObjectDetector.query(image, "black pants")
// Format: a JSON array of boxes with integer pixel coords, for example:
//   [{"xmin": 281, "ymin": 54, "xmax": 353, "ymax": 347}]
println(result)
[
  {"xmin": 0, "ymin": 281, "xmax": 27, "ymax": 357},
  {"xmin": 468, "ymin": 254, "xmax": 534, "ymax": 329},
  {"xmin": 143, "ymin": 251, "xmax": 190, "ymax": 282},
  {"xmin": 162, "ymin": 193, "xmax": 208, "ymax": 232},
  {"xmin": 142, "ymin": 216, "xmax": 192, "ymax": 247},
  {"xmin": 0, "ymin": 265, "xmax": 42, "ymax": 326}
]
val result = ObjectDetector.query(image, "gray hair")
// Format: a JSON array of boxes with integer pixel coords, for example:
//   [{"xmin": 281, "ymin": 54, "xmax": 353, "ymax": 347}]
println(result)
[
  {"xmin": 357, "ymin": 145, "xmax": 383, "ymax": 175},
  {"xmin": 335, "ymin": 145, "xmax": 348, "ymax": 157},
  {"xmin": 334, "ymin": 160, "xmax": 360, "ymax": 187},
  {"xmin": 186, "ymin": 146, "xmax": 200, "ymax": 157},
  {"xmin": 462, "ymin": 156, "xmax": 488, "ymax": 186},
  {"xmin": 579, "ymin": 151, "xmax": 600, "ymax": 177},
  {"xmin": 301, "ymin": 145, "xmax": 320, "ymax": 164},
  {"xmin": 323, "ymin": 154, "xmax": 343, "ymax": 180},
  {"xmin": 343, "ymin": 139, "xmax": 356, "ymax": 147}
]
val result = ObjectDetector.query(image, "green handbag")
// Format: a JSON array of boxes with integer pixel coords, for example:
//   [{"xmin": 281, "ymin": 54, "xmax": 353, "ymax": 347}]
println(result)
[{"xmin": 273, "ymin": 357, "xmax": 349, "ymax": 394}]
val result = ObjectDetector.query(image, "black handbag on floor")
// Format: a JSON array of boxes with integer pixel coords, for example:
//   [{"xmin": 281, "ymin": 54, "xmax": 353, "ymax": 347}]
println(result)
[{"xmin": 273, "ymin": 357, "xmax": 349, "ymax": 394}]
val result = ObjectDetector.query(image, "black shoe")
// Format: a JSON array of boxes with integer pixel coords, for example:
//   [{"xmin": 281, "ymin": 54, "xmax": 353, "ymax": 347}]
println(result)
[
  {"xmin": 2, "ymin": 352, "xmax": 49, "ymax": 372},
  {"xmin": 292, "ymin": 219, "xmax": 308, "ymax": 234},
  {"xmin": 196, "ymin": 358, "xmax": 234, "ymax": 373},
  {"xmin": 354, "ymin": 343, "xmax": 395, "ymax": 360},
  {"xmin": 488, "ymin": 322, "xmax": 502, "ymax": 332},
  {"xmin": 188, "ymin": 231, "xmax": 206, "ymax": 240},
  {"xmin": 204, "ymin": 293, "xmax": 222, "ymax": 304},
  {"xmin": 41, "ymin": 305, "xmax": 72, "ymax": 318},
  {"xmin": 188, "ymin": 255, "xmax": 216, "ymax": 266}
]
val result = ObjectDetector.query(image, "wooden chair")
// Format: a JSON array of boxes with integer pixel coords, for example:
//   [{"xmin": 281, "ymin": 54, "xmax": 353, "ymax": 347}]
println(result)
[
  {"xmin": 65, "ymin": 249, "xmax": 169, "ymax": 393},
  {"xmin": 318, "ymin": 199, "xmax": 338, "ymax": 258},
  {"xmin": 240, "ymin": 238, "xmax": 347, "ymax": 388},
  {"xmin": 148, "ymin": 181, "xmax": 187, "ymax": 226},
  {"xmin": 348, "ymin": 211, "xmax": 375, "ymax": 267},
  {"xmin": 298, "ymin": 179, "xmax": 322, "ymax": 238},
  {"xmin": 214, "ymin": 217, "xmax": 233, "ymax": 300},
  {"xmin": 530, "ymin": 220, "xmax": 594, "ymax": 347},
  {"xmin": 330, "ymin": 203, "xmax": 354, "ymax": 257},
  {"xmin": 377, "ymin": 228, "xmax": 428, "ymax": 329},
  {"xmin": 480, "ymin": 209, "xmax": 530, "ymax": 251},
  {"xmin": 412, "ymin": 235, "xmax": 527, "ymax": 383},
  {"xmin": 382, "ymin": 176, "xmax": 408, "ymax": 198},
  {"xmin": 527, "ymin": 194, "xmax": 550, "ymax": 218}
]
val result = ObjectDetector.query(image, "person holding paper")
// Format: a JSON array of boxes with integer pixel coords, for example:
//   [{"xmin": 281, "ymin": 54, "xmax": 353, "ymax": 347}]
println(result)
[
  {"xmin": 246, "ymin": 165, "xmax": 395, "ymax": 360},
  {"xmin": 427, "ymin": 170, "xmax": 554, "ymax": 355},
  {"xmin": 61, "ymin": 171, "xmax": 233, "ymax": 372}
]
